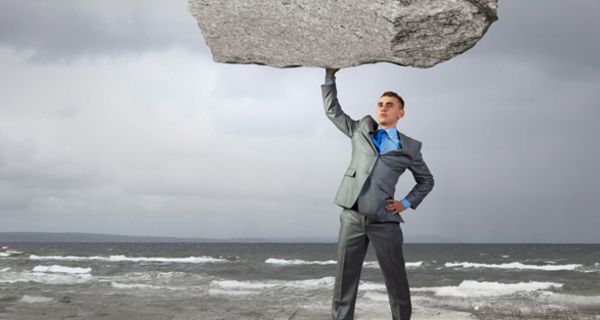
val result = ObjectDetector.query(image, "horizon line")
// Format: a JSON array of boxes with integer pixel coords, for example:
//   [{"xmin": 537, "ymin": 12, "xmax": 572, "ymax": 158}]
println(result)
[{"xmin": 0, "ymin": 231, "xmax": 598, "ymax": 244}]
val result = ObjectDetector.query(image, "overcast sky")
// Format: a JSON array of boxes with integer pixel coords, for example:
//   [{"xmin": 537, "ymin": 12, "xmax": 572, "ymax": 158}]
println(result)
[{"xmin": 0, "ymin": 1, "xmax": 598, "ymax": 243}]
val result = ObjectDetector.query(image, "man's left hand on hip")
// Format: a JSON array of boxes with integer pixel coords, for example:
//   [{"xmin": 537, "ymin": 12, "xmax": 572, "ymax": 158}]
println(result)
[{"xmin": 384, "ymin": 198, "xmax": 406, "ymax": 214}]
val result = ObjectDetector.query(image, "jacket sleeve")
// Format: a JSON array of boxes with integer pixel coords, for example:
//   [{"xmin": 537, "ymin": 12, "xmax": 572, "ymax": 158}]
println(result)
[
  {"xmin": 321, "ymin": 82, "xmax": 359, "ymax": 138},
  {"xmin": 403, "ymin": 142, "xmax": 435, "ymax": 210}
]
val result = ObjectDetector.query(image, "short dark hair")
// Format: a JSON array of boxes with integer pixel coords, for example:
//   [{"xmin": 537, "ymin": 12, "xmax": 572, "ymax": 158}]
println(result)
[{"xmin": 381, "ymin": 91, "xmax": 404, "ymax": 109}]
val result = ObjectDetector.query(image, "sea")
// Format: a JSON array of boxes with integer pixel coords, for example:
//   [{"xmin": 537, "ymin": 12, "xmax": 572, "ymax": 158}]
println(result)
[{"xmin": 0, "ymin": 243, "xmax": 599, "ymax": 320}]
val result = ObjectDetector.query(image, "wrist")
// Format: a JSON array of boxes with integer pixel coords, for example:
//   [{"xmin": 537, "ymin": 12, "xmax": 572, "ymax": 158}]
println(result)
[
  {"xmin": 400, "ymin": 198, "xmax": 411, "ymax": 209},
  {"xmin": 324, "ymin": 75, "xmax": 336, "ymax": 85}
]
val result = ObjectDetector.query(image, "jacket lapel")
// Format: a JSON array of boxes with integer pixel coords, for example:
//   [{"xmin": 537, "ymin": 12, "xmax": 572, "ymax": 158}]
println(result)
[
  {"xmin": 365, "ymin": 116, "xmax": 406, "ymax": 154},
  {"xmin": 365, "ymin": 116, "xmax": 379, "ymax": 154}
]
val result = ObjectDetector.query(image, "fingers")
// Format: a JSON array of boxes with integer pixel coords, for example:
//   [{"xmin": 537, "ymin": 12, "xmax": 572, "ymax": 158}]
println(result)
[
  {"xmin": 325, "ymin": 67, "xmax": 339, "ymax": 76},
  {"xmin": 384, "ymin": 199, "xmax": 404, "ymax": 214},
  {"xmin": 384, "ymin": 200, "xmax": 398, "ymax": 213}
]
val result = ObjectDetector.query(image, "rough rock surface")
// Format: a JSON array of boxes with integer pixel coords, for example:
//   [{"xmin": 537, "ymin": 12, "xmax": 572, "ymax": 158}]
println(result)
[{"xmin": 188, "ymin": 0, "xmax": 498, "ymax": 68}]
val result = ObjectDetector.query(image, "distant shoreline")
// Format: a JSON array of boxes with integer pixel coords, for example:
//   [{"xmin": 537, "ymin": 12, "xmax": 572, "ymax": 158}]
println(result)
[{"xmin": 0, "ymin": 232, "xmax": 598, "ymax": 244}]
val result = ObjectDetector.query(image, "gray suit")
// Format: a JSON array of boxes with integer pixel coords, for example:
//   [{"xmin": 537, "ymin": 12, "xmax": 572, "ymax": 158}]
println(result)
[{"xmin": 322, "ymin": 81, "xmax": 434, "ymax": 320}]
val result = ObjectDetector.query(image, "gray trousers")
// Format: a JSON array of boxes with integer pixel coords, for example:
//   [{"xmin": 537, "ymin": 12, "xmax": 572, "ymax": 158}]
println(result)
[{"xmin": 332, "ymin": 208, "xmax": 411, "ymax": 320}]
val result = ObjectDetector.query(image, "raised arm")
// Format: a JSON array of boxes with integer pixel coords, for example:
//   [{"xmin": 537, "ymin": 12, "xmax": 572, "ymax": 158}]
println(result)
[
  {"xmin": 321, "ymin": 68, "xmax": 359, "ymax": 138},
  {"xmin": 403, "ymin": 142, "xmax": 435, "ymax": 210}
]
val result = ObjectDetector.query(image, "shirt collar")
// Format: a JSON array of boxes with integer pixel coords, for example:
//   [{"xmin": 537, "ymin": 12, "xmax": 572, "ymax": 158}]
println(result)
[{"xmin": 376, "ymin": 124, "xmax": 400, "ymax": 142}]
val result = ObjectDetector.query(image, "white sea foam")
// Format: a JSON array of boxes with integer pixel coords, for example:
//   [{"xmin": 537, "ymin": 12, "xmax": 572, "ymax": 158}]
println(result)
[
  {"xmin": 362, "ymin": 261, "xmax": 379, "ymax": 268},
  {"xmin": 19, "ymin": 295, "xmax": 53, "ymax": 303},
  {"xmin": 212, "ymin": 280, "xmax": 281, "ymax": 290},
  {"xmin": 1, "ymin": 246, "xmax": 7, "ymax": 249},
  {"xmin": 265, "ymin": 258, "xmax": 336, "ymax": 265},
  {"xmin": 412, "ymin": 280, "xmax": 563, "ymax": 297},
  {"xmin": 289, "ymin": 277, "xmax": 337, "ymax": 289},
  {"xmin": 29, "ymin": 254, "xmax": 228, "ymax": 264},
  {"xmin": 110, "ymin": 281, "xmax": 180, "ymax": 290},
  {"xmin": 0, "ymin": 267, "xmax": 10, "ymax": 272},
  {"xmin": 406, "ymin": 261, "xmax": 424, "ymax": 267},
  {"xmin": 0, "ymin": 264, "xmax": 93, "ymax": 285},
  {"xmin": 33, "ymin": 265, "xmax": 92, "ymax": 274},
  {"xmin": 209, "ymin": 277, "xmax": 391, "ymax": 294},
  {"xmin": 445, "ymin": 261, "xmax": 582, "ymax": 271},
  {"xmin": 1, "ymin": 270, "xmax": 92, "ymax": 284},
  {"xmin": 359, "ymin": 281, "xmax": 387, "ymax": 291},
  {"xmin": 208, "ymin": 288, "xmax": 260, "ymax": 296},
  {"xmin": 125, "ymin": 271, "xmax": 195, "ymax": 280},
  {"xmin": 211, "ymin": 276, "xmax": 336, "ymax": 291},
  {"xmin": 0, "ymin": 250, "xmax": 23, "ymax": 257},
  {"xmin": 364, "ymin": 260, "xmax": 423, "ymax": 268},
  {"xmin": 265, "ymin": 258, "xmax": 424, "ymax": 269}
]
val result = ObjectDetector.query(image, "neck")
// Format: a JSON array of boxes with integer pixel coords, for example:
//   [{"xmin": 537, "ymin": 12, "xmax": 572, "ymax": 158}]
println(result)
[{"xmin": 379, "ymin": 123, "xmax": 397, "ymax": 130}]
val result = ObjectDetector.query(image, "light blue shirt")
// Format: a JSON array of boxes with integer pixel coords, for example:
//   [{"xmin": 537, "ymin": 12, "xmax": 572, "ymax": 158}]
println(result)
[
  {"xmin": 374, "ymin": 125, "xmax": 402, "ymax": 154},
  {"xmin": 324, "ymin": 75, "xmax": 412, "ymax": 210}
]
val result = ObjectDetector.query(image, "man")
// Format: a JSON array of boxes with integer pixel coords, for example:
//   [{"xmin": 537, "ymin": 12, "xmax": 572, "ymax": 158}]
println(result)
[{"xmin": 321, "ymin": 67, "xmax": 434, "ymax": 320}]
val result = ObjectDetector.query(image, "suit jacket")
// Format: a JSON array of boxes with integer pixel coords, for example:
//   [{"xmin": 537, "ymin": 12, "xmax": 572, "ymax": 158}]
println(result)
[{"xmin": 321, "ymin": 82, "xmax": 434, "ymax": 222}]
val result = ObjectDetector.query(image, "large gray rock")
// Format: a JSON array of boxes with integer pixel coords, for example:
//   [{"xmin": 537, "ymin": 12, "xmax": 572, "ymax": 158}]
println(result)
[{"xmin": 188, "ymin": 0, "xmax": 498, "ymax": 68}]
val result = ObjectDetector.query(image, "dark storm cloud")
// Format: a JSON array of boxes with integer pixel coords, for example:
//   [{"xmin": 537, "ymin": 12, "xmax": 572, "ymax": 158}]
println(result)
[{"xmin": 0, "ymin": 0, "xmax": 210, "ymax": 62}]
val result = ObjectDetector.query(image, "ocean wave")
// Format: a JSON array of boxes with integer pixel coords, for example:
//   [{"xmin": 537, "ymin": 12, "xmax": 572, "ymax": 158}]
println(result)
[
  {"xmin": 362, "ymin": 261, "xmax": 380, "ymax": 268},
  {"xmin": 211, "ymin": 279, "xmax": 281, "ymax": 290},
  {"xmin": 211, "ymin": 276, "xmax": 335, "ymax": 291},
  {"xmin": 19, "ymin": 295, "xmax": 53, "ymax": 303},
  {"xmin": 358, "ymin": 281, "xmax": 387, "ymax": 291},
  {"xmin": 209, "ymin": 277, "xmax": 388, "ymax": 293},
  {"xmin": 412, "ymin": 280, "xmax": 563, "ymax": 297},
  {"xmin": 407, "ymin": 261, "xmax": 424, "ymax": 267},
  {"xmin": 265, "ymin": 258, "xmax": 336, "ymax": 265},
  {"xmin": 364, "ymin": 260, "xmax": 423, "ymax": 269},
  {"xmin": 445, "ymin": 261, "xmax": 582, "ymax": 271},
  {"xmin": 265, "ymin": 258, "xmax": 423, "ymax": 269},
  {"xmin": 124, "ymin": 271, "xmax": 198, "ymax": 280},
  {"xmin": 33, "ymin": 265, "xmax": 92, "ymax": 274},
  {"xmin": 110, "ymin": 281, "xmax": 181, "ymax": 291},
  {"xmin": 0, "ymin": 270, "xmax": 93, "ymax": 285},
  {"xmin": 29, "ymin": 254, "xmax": 228, "ymax": 264},
  {"xmin": 208, "ymin": 288, "xmax": 261, "ymax": 296},
  {"xmin": 0, "ymin": 267, "xmax": 10, "ymax": 272},
  {"xmin": 0, "ymin": 249, "xmax": 23, "ymax": 257}
]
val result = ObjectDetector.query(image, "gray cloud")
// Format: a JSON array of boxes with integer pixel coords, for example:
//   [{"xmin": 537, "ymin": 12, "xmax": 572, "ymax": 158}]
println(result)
[
  {"xmin": 0, "ymin": 0, "xmax": 210, "ymax": 63},
  {"xmin": 472, "ymin": 0, "xmax": 600, "ymax": 78}
]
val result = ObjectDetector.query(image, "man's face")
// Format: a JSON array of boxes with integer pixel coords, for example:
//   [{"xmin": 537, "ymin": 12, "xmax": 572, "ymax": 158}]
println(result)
[{"xmin": 376, "ymin": 96, "xmax": 404, "ymax": 127}]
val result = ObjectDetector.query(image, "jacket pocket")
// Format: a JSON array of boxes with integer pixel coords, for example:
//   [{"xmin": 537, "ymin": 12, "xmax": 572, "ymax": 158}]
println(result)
[{"xmin": 344, "ymin": 168, "xmax": 356, "ymax": 177}]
